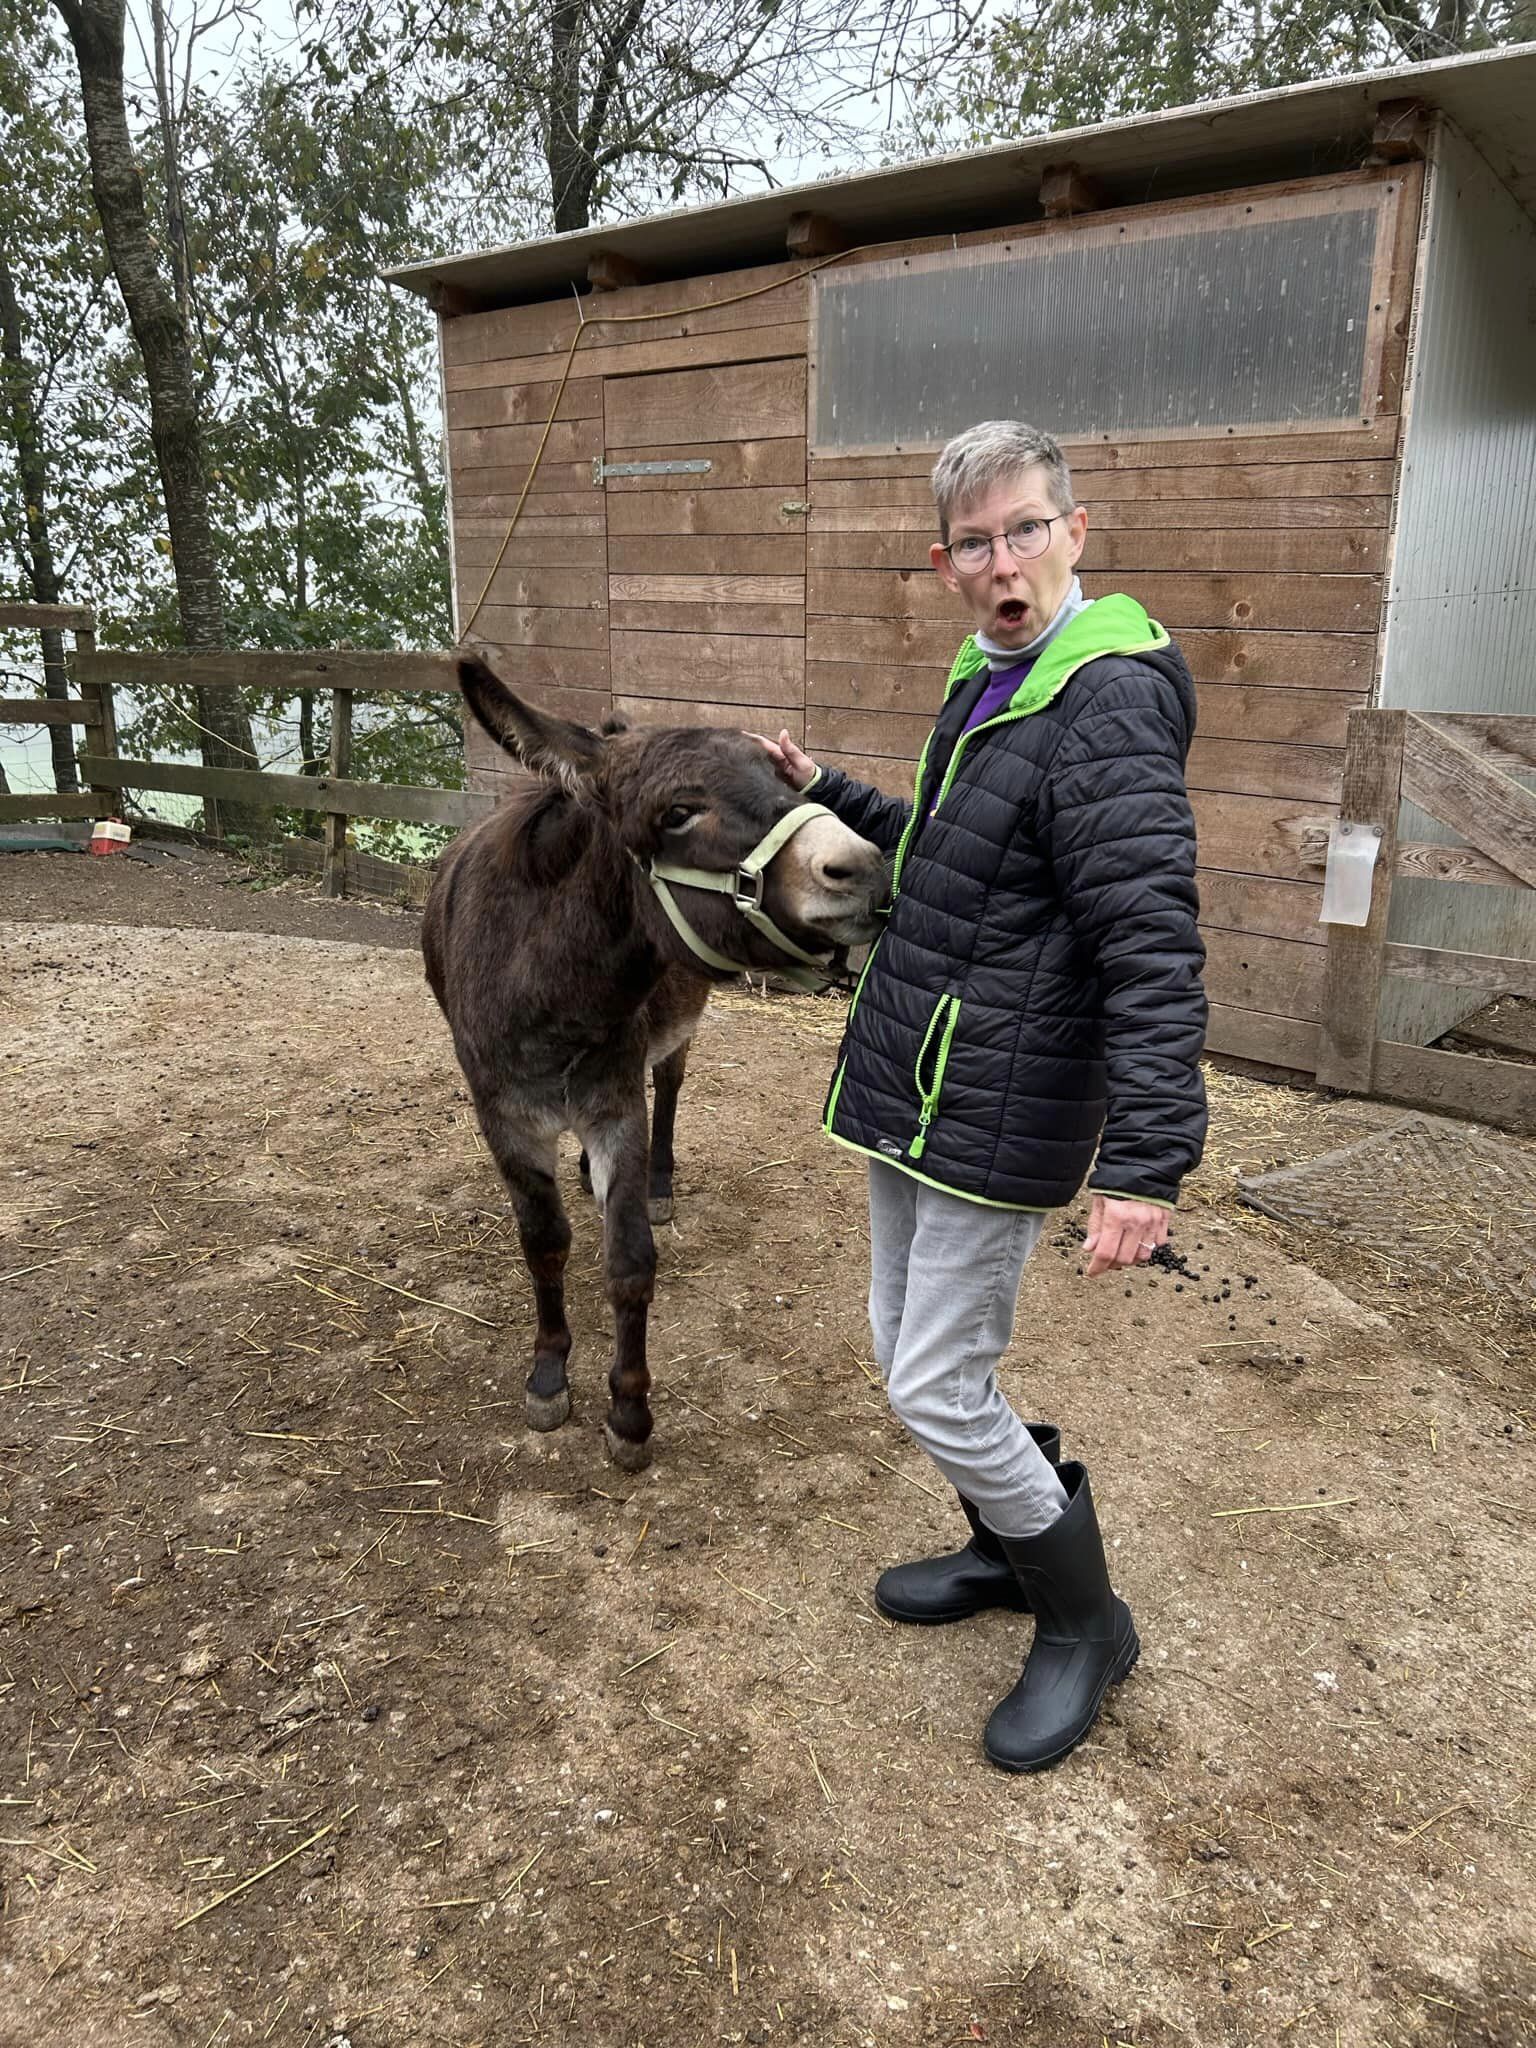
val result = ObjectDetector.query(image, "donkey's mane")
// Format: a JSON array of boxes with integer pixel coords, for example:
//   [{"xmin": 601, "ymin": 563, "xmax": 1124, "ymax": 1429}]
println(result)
[{"xmin": 492, "ymin": 771, "xmax": 629, "ymax": 894}]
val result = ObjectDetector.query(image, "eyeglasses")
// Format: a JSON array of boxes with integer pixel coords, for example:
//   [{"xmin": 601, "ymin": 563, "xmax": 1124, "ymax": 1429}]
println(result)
[{"xmin": 944, "ymin": 516, "xmax": 1063, "ymax": 575}]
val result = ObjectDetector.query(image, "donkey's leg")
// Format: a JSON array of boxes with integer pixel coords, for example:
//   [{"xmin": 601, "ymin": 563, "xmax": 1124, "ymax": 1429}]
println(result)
[
  {"xmin": 647, "ymin": 1041, "xmax": 690, "ymax": 1225},
  {"xmin": 580, "ymin": 1108, "xmax": 657, "ymax": 1471},
  {"xmin": 578, "ymin": 1149, "xmax": 594, "ymax": 1201},
  {"xmin": 478, "ymin": 1105, "xmax": 574, "ymax": 1431}
]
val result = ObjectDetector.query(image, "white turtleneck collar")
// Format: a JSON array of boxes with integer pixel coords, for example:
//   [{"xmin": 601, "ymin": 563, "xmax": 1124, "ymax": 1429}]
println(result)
[{"xmin": 973, "ymin": 576, "xmax": 1088, "ymax": 672}]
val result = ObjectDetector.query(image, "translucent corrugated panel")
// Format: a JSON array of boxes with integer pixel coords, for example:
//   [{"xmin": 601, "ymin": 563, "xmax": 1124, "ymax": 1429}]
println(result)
[{"xmin": 812, "ymin": 188, "xmax": 1387, "ymax": 451}]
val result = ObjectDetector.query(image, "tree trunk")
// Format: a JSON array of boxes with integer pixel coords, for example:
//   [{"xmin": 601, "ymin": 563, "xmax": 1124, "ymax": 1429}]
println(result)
[
  {"xmin": 547, "ymin": 0, "xmax": 596, "ymax": 233},
  {"xmin": 54, "ymin": 0, "xmax": 266, "ymax": 840},
  {"xmin": 0, "ymin": 248, "xmax": 80, "ymax": 795},
  {"xmin": 545, "ymin": 0, "xmax": 646, "ymax": 234}
]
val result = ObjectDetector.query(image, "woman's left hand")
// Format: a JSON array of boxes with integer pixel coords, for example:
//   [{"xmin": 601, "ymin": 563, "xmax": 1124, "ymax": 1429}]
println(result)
[{"xmin": 1083, "ymin": 1194, "xmax": 1170, "ymax": 1277}]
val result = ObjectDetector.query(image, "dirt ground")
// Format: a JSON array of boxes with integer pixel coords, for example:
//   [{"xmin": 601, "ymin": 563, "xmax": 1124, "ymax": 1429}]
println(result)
[{"xmin": 2, "ymin": 855, "xmax": 1533, "ymax": 2048}]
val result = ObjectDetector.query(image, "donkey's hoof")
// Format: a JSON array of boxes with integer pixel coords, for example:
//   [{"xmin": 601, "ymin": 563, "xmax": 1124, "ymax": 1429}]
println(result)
[
  {"xmin": 603, "ymin": 1422, "xmax": 654, "ymax": 1472},
  {"xmin": 648, "ymin": 1194, "xmax": 674, "ymax": 1225},
  {"xmin": 526, "ymin": 1387, "xmax": 572, "ymax": 1432}
]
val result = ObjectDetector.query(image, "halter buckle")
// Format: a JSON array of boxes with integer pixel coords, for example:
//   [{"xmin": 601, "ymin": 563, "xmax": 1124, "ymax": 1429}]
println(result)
[{"xmin": 731, "ymin": 868, "xmax": 766, "ymax": 916}]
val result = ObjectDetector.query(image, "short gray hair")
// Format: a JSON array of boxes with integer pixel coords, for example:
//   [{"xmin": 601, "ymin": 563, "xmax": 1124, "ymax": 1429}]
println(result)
[{"xmin": 931, "ymin": 421, "xmax": 1076, "ymax": 537}]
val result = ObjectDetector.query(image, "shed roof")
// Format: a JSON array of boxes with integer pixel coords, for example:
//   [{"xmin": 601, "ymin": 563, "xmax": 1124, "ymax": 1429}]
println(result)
[{"xmin": 387, "ymin": 41, "xmax": 1536, "ymax": 310}]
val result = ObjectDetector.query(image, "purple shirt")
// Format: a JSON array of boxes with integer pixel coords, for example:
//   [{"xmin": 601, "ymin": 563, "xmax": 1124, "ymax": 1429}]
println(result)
[
  {"xmin": 961, "ymin": 660, "xmax": 1032, "ymax": 735},
  {"xmin": 927, "ymin": 659, "xmax": 1033, "ymax": 818}
]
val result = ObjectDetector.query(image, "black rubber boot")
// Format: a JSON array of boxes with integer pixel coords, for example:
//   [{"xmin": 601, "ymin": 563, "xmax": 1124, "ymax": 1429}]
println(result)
[
  {"xmin": 873, "ymin": 1423, "xmax": 1062, "ymax": 1625},
  {"xmin": 983, "ymin": 1461, "xmax": 1139, "ymax": 1773}
]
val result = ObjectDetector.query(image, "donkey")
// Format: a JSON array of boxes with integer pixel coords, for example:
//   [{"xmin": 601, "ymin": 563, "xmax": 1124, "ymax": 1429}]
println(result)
[{"xmin": 423, "ymin": 654, "xmax": 887, "ymax": 1470}]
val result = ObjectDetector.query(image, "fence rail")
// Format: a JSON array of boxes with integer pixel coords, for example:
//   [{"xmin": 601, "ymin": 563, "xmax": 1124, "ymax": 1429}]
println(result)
[
  {"xmin": 73, "ymin": 647, "xmax": 462, "ymax": 694},
  {"xmin": 0, "ymin": 602, "xmax": 96, "ymax": 632},
  {"xmin": 75, "ymin": 753, "xmax": 490, "ymax": 829},
  {"xmin": 0, "ymin": 792, "xmax": 102, "ymax": 823},
  {"xmin": 0, "ymin": 608, "xmax": 473, "ymax": 896},
  {"xmin": 0, "ymin": 698, "xmax": 93, "ymax": 727}
]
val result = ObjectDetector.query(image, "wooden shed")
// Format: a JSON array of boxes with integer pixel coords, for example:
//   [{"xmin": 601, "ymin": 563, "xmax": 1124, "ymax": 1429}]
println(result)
[{"xmin": 388, "ymin": 44, "xmax": 1536, "ymax": 1081}]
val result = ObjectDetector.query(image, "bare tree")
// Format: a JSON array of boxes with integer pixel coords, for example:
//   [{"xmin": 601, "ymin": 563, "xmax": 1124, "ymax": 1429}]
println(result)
[
  {"xmin": 54, "ymin": 0, "xmax": 265, "ymax": 838},
  {"xmin": 530, "ymin": 0, "xmax": 978, "ymax": 230},
  {"xmin": 316, "ymin": 0, "xmax": 977, "ymax": 239}
]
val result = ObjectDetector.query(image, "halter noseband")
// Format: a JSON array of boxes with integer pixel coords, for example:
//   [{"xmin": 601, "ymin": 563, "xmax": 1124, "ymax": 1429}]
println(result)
[{"xmin": 640, "ymin": 801, "xmax": 842, "ymax": 993}]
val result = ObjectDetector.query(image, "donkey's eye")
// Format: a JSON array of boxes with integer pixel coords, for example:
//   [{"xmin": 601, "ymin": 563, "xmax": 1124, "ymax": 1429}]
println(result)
[{"xmin": 661, "ymin": 804, "xmax": 701, "ymax": 832}]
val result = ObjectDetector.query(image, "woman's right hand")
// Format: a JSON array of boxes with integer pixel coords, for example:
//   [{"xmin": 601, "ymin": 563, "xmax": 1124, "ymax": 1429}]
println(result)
[{"xmin": 747, "ymin": 728, "xmax": 818, "ymax": 792}]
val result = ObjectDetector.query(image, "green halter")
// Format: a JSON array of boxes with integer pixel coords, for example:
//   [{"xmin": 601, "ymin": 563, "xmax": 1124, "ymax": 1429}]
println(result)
[{"xmin": 642, "ymin": 801, "xmax": 841, "ymax": 993}]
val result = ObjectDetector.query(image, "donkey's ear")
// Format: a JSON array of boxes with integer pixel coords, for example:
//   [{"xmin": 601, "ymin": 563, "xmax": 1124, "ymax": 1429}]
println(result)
[{"xmin": 457, "ymin": 654, "xmax": 605, "ymax": 790}]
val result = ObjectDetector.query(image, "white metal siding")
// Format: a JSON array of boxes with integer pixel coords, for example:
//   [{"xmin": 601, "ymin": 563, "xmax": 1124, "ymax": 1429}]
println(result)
[{"xmin": 1377, "ymin": 119, "xmax": 1536, "ymax": 1046}]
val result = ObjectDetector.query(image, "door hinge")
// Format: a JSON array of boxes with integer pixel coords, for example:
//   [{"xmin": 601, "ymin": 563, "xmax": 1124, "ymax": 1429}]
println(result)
[
  {"xmin": 780, "ymin": 499, "xmax": 811, "ymax": 517},
  {"xmin": 592, "ymin": 457, "xmax": 713, "ymax": 484}
]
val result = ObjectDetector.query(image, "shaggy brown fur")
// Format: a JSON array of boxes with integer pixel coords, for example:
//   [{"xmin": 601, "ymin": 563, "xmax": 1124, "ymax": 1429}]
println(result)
[{"xmin": 422, "ymin": 654, "xmax": 885, "ymax": 1468}]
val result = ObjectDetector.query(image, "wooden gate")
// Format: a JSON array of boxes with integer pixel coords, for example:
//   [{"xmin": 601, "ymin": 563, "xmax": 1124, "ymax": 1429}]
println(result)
[{"xmin": 1316, "ymin": 708, "xmax": 1536, "ymax": 1132}]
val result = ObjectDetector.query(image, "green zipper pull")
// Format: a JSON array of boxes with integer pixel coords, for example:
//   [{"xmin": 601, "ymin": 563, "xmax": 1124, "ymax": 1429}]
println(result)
[{"xmin": 908, "ymin": 994, "xmax": 960, "ymax": 1160}]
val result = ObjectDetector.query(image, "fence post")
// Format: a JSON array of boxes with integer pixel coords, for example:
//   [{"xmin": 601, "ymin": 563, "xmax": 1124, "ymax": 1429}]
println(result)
[
  {"xmin": 1315, "ymin": 707, "xmax": 1407, "ymax": 1094},
  {"xmin": 69, "ymin": 617, "xmax": 117, "ymax": 806},
  {"xmin": 323, "ymin": 686, "xmax": 352, "ymax": 898}
]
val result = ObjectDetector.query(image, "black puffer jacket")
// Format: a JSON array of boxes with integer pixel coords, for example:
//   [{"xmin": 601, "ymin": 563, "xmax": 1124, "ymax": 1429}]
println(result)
[{"xmin": 815, "ymin": 595, "xmax": 1208, "ymax": 1210}]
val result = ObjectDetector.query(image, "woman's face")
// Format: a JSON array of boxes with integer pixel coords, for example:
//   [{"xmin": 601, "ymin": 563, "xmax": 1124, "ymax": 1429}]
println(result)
[{"xmin": 931, "ymin": 464, "xmax": 1088, "ymax": 651}]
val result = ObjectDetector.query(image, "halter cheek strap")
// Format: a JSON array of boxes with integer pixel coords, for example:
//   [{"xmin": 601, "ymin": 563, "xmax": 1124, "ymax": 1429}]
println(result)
[{"xmin": 642, "ymin": 801, "xmax": 841, "ymax": 993}]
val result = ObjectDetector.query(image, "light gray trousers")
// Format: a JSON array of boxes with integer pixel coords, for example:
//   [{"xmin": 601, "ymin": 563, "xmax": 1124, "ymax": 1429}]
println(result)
[{"xmin": 867, "ymin": 1159, "xmax": 1069, "ymax": 1540}]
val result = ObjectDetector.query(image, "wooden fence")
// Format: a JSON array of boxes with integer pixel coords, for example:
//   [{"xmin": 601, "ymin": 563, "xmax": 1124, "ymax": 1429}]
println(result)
[
  {"xmin": 1315, "ymin": 708, "xmax": 1536, "ymax": 1132},
  {"xmin": 0, "ymin": 603, "xmax": 115, "ymax": 821},
  {"xmin": 0, "ymin": 605, "xmax": 488, "ymax": 897}
]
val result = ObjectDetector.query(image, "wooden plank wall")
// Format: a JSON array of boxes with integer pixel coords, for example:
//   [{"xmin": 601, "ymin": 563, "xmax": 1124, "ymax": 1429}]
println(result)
[
  {"xmin": 806, "ymin": 428, "xmax": 1399, "ymax": 1072},
  {"xmin": 436, "ymin": 167, "xmax": 1420, "ymax": 1073},
  {"xmin": 440, "ymin": 262, "xmax": 810, "ymax": 802}
]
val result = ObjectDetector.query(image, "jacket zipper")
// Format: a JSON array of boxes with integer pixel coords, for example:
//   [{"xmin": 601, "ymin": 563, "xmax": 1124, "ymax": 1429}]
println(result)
[
  {"xmin": 929, "ymin": 631, "xmax": 1172, "ymax": 818},
  {"xmin": 909, "ymin": 993, "xmax": 961, "ymax": 1160},
  {"xmin": 888, "ymin": 726, "xmax": 937, "ymax": 900},
  {"xmin": 847, "ymin": 931, "xmax": 883, "ymax": 1021}
]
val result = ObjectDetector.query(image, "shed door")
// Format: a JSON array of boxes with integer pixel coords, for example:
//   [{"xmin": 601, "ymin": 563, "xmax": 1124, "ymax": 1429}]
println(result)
[{"xmin": 601, "ymin": 360, "xmax": 808, "ymax": 740}]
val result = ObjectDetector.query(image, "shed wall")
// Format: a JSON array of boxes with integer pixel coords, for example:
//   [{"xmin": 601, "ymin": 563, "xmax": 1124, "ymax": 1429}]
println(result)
[
  {"xmin": 440, "ymin": 172, "xmax": 1424, "ymax": 1075},
  {"xmin": 446, "ymin": 260, "xmax": 811, "ymax": 755},
  {"xmin": 806, "ymin": 434, "xmax": 1385, "ymax": 1071},
  {"xmin": 1376, "ymin": 121, "xmax": 1536, "ymax": 1046}
]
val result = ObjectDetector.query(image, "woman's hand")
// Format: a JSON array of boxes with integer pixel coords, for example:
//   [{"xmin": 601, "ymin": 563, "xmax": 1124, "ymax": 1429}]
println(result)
[
  {"xmin": 1083, "ymin": 1194, "xmax": 1170, "ymax": 1277},
  {"xmin": 746, "ymin": 728, "xmax": 818, "ymax": 792}
]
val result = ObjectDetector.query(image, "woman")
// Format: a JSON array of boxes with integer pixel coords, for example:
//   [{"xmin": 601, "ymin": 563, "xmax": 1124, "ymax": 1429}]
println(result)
[{"xmin": 755, "ymin": 419, "xmax": 1208, "ymax": 1772}]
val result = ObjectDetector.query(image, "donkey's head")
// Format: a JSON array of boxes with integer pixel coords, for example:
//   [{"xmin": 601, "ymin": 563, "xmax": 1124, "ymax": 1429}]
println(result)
[{"xmin": 458, "ymin": 655, "xmax": 887, "ymax": 970}]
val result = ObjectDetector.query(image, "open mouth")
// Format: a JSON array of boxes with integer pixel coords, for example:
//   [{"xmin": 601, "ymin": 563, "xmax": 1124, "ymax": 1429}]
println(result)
[{"xmin": 996, "ymin": 599, "xmax": 1029, "ymax": 629}]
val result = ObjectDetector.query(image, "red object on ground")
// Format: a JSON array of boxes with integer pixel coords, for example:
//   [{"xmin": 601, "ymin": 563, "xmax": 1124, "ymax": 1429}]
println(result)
[{"xmin": 89, "ymin": 818, "xmax": 131, "ymax": 857}]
